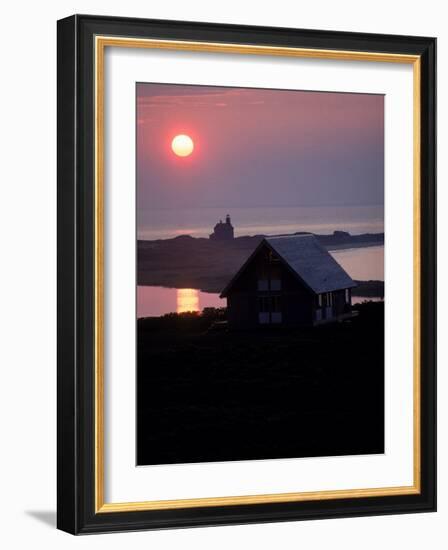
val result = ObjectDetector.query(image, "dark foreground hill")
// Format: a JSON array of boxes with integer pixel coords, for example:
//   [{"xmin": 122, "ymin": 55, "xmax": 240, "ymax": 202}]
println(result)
[
  {"xmin": 138, "ymin": 231, "xmax": 384, "ymax": 296},
  {"xmin": 137, "ymin": 301, "xmax": 384, "ymax": 465}
]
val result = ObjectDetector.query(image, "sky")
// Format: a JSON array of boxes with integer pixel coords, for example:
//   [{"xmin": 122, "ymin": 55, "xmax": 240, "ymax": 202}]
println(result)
[{"xmin": 136, "ymin": 83, "xmax": 384, "ymax": 216}]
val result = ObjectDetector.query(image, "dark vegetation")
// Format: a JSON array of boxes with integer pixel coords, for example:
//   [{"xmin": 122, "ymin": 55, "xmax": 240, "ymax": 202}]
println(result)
[
  {"xmin": 137, "ymin": 232, "xmax": 384, "ymax": 297},
  {"xmin": 137, "ymin": 302, "xmax": 384, "ymax": 465}
]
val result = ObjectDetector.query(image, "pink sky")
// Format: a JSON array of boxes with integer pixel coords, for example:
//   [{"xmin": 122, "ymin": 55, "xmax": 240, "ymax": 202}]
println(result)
[{"xmin": 137, "ymin": 83, "xmax": 384, "ymax": 216}]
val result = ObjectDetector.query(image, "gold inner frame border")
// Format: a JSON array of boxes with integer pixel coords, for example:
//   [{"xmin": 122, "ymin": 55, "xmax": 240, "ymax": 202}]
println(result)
[{"xmin": 94, "ymin": 35, "xmax": 421, "ymax": 514}]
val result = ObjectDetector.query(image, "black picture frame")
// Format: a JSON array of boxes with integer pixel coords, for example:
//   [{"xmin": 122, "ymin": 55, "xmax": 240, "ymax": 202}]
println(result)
[{"xmin": 57, "ymin": 14, "xmax": 436, "ymax": 535}]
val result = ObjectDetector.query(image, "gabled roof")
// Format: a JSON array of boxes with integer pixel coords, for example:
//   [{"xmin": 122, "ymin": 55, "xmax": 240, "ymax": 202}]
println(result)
[{"xmin": 221, "ymin": 234, "xmax": 356, "ymax": 297}]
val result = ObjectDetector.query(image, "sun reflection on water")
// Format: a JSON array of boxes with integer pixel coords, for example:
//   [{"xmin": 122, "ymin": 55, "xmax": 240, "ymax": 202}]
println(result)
[{"xmin": 176, "ymin": 288, "xmax": 200, "ymax": 313}]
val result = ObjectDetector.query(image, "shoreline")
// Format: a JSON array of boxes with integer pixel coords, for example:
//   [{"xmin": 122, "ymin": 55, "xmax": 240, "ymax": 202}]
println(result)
[
  {"xmin": 326, "ymin": 241, "xmax": 384, "ymax": 252},
  {"xmin": 137, "ymin": 281, "xmax": 384, "ymax": 298},
  {"xmin": 138, "ymin": 231, "xmax": 384, "ymax": 297}
]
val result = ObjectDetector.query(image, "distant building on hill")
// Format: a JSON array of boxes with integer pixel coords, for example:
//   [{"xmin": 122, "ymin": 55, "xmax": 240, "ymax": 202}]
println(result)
[
  {"xmin": 209, "ymin": 214, "xmax": 234, "ymax": 241},
  {"xmin": 220, "ymin": 234, "xmax": 356, "ymax": 328}
]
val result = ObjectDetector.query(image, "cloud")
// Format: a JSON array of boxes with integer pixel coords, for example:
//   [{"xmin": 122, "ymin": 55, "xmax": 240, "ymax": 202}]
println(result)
[{"xmin": 137, "ymin": 84, "xmax": 267, "ymax": 108}]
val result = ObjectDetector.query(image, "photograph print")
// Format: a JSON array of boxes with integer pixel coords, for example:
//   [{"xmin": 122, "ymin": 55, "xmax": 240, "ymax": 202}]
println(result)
[{"xmin": 136, "ymin": 82, "xmax": 385, "ymax": 466}]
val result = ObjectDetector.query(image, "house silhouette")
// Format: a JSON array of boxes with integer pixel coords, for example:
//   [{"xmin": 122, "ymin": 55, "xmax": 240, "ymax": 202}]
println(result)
[{"xmin": 221, "ymin": 234, "xmax": 356, "ymax": 328}]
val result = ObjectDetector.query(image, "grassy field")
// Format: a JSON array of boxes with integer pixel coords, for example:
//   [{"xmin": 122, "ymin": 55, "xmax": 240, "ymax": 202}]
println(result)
[{"xmin": 137, "ymin": 302, "xmax": 384, "ymax": 465}]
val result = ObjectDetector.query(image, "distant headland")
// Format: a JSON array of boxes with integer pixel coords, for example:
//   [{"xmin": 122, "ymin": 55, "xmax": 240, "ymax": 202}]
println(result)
[{"xmin": 138, "ymin": 223, "xmax": 384, "ymax": 297}]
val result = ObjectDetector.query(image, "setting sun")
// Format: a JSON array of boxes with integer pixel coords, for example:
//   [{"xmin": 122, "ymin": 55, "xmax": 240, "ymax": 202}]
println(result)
[{"xmin": 171, "ymin": 134, "xmax": 194, "ymax": 157}]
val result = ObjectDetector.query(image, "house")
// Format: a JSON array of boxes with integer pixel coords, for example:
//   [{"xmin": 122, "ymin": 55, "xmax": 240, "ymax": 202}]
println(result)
[
  {"xmin": 209, "ymin": 214, "xmax": 234, "ymax": 241},
  {"xmin": 220, "ymin": 234, "xmax": 356, "ymax": 328}
]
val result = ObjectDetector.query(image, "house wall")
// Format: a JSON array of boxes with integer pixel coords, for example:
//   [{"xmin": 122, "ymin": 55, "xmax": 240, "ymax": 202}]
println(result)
[
  {"xmin": 332, "ymin": 289, "xmax": 351, "ymax": 315},
  {"xmin": 278, "ymin": 268, "xmax": 314, "ymax": 325},
  {"xmin": 312, "ymin": 289, "xmax": 352, "ymax": 323},
  {"xmin": 226, "ymin": 245, "xmax": 315, "ymax": 328}
]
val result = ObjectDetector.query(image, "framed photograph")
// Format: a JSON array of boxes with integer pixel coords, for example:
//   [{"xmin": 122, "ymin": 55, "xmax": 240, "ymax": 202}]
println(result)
[{"xmin": 57, "ymin": 14, "xmax": 436, "ymax": 534}]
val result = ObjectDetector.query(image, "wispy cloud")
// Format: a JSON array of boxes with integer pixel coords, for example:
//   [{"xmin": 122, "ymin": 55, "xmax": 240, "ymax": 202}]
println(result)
[{"xmin": 137, "ymin": 84, "xmax": 266, "ymax": 109}]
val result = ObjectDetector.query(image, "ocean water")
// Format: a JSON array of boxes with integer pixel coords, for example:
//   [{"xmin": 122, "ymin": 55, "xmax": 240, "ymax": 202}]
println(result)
[
  {"xmin": 137, "ymin": 245, "xmax": 384, "ymax": 318},
  {"xmin": 137, "ymin": 205, "xmax": 384, "ymax": 240},
  {"xmin": 137, "ymin": 205, "xmax": 384, "ymax": 317},
  {"xmin": 137, "ymin": 287, "xmax": 225, "ymax": 318},
  {"xmin": 331, "ymin": 246, "xmax": 384, "ymax": 281}
]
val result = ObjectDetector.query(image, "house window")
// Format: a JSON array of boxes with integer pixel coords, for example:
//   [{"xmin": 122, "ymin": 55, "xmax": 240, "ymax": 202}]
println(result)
[
  {"xmin": 320, "ymin": 292, "xmax": 332, "ymax": 307},
  {"xmin": 270, "ymin": 265, "xmax": 282, "ymax": 290},
  {"xmin": 258, "ymin": 279, "xmax": 269, "ymax": 291},
  {"xmin": 258, "ymin": 265, "xmax": 281, "ymax": 291},
  {"xmin": 258, "ymin": 296, "xmax": 282, "ymax": 324},
  {"xmin": 270, "ymin": 278, "xmax": 282, "ymax": 291},
  {"xmin": 271, "ymin": 295, "xmax": 282, "ymax": 323},
  {"xmin": 345, "ymin": 288, "xmax": 350, "ymax": 303},
  {"xmin": 317, "ymin": 293, "xmax": 333, "ymax": 320},
  {"xmin": 258, "ymin": 296, "xmax": 270, "ymax": 324}
]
